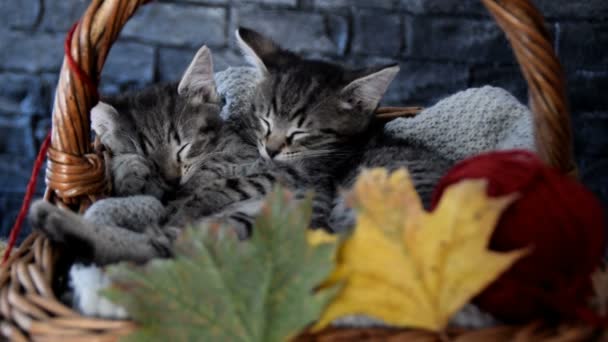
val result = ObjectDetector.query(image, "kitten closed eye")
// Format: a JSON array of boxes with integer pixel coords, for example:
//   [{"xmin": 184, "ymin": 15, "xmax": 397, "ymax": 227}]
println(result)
[
  {"xmin": 176, "ymin": 143, "xmax": 190, "ymax": 162},
  {"xmin": 286, "ymin": 131, "xmax": 307, "ymax": 144},
  {"xmin": 260, "ymin": 118, "xmax": 271, "ymax": 137}
]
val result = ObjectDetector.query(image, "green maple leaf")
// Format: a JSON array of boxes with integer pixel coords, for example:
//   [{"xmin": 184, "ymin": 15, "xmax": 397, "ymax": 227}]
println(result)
[{"xmin": 104, "ymin": 187, "xmax": 337, "ymax": 342}]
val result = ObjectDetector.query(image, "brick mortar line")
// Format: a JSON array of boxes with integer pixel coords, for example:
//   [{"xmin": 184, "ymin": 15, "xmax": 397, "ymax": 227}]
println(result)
[
  {"xmin": 0, "ymin": 66, "xmax": 61, "ymax": 75},
  {"xmin": 33, "ymin": 0, "xmax": 45, "ymax": 31}
]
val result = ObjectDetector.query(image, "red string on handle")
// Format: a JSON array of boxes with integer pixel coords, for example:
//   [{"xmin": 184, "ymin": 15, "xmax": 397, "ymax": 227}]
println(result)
[
  {"xmin": 64, "ymin": 23, "xmax": 100, "ymax": 100},
  {"xmin": 2, "ymin": 133, "xmax": 51, "ymax": 263},
  {"xmin": 2, "ymin": 22, "xmax": 99, "ymax": 263}
]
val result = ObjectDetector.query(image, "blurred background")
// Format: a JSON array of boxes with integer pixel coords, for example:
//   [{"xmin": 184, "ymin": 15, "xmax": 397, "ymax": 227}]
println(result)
[{"xmin": 0, "ymin": 0, "xmax": 606, "ymax": 239}]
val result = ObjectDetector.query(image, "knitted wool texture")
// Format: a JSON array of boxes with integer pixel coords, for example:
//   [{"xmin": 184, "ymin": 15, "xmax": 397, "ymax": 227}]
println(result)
[{"xmin": 384, "ymin": 86, "xmax": 535, "ymax": 162}]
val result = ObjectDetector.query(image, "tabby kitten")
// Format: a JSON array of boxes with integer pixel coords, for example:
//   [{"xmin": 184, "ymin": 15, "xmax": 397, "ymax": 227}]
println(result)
[
  {"xmin": 29, "ymin": 45, "xmax": 259, "ymax": 264},
  {"xmin": 182, "ymin": 27, "xmax": 401, "ymax": 232},
  {"xmin": 205, "ymin": 29, "xmax": 452, "ymax": 233}
]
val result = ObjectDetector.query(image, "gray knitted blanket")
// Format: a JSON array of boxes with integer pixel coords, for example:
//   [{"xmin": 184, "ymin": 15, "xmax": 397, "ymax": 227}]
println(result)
[{"xmin": 384, "ymin": 86, "xmax": 535, "ymax": 161}]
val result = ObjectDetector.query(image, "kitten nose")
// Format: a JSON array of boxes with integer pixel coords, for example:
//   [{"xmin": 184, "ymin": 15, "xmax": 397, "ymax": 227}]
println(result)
[
  {"xmin": 265, "ymin": 147, "xmax": 280, "ymax": 159},
  {"xmin": 167, "ymin": 176, "xmax": 180, "ymax": 187}
]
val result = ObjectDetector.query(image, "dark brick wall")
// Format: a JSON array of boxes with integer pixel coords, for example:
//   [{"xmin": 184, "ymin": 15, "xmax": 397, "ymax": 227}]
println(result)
[{"xmin": 1, "ymin": 0, "xmax": 607, "ymax": 239}]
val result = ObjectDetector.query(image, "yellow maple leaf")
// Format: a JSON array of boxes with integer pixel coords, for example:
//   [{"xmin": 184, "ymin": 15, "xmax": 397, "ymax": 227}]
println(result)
[{"xmin": 314, "ymin": 168, "xmax": 527, "ymax": 332}]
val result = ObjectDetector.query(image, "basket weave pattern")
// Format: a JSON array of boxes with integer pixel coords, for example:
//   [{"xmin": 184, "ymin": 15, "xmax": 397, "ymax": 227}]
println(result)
[{"xmin": 0, "ymin": 0, "xmax": 587, "ymax": 340}]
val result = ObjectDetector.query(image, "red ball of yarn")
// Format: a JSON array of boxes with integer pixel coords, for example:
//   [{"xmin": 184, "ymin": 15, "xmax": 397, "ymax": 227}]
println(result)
[{"xmin": 431, "ymin": 150, "xmax": 606, "ymax": 323}]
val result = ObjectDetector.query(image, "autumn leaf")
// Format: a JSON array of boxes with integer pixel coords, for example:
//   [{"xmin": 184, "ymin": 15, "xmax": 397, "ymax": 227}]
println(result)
[
  {"xmin": 315, "ymin": 168, "xmax": 527, "ymax": 332},
  {"xmin": 104, "ymin": 187, "xmax": 337, "ymax": 342}
]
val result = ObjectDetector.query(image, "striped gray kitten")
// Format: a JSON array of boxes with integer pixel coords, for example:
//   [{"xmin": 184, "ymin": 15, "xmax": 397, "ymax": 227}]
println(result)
[
  {"xmin": 29, "ymin": 45, "xmax": 261, "ymax": 264},
  {"xmin": 187, "ymin": 27, "xmax": 401, "ymax": 233},
  {"xmin": 227, "ymin": 28, "xmax": 451, "ymax": 233}
]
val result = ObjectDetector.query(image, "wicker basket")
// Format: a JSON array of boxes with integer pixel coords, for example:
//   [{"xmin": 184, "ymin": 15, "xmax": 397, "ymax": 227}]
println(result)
[{"xmin": 1, "ymin": 0, "xmax": 600, "ymax": 340}]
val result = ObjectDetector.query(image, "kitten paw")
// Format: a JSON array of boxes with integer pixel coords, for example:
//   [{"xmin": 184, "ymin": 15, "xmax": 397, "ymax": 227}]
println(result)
[
  {"xmin": 29, "ymin": 200, "xmax": 89, "ymax": 245},
  {"xmin": 29, "ymin": 200, "xmax": 54, "ymax": 232},
  {"xmin": 30, "ymin": 201, "xmax": 69, "ymax": 242},
  {"xmin": 112, "ymin": 157, "xmax": 164, "ymax": 198},
  {"xmin": 114, "ymin": 168, "xmax": 150, "ymax": 196}
]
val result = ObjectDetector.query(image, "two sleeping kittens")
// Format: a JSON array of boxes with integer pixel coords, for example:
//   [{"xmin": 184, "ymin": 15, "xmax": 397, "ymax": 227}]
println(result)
[
  {"xmin": 29, "ymin": 28, "xmax": 451, "ymax": 317},
  {"xmin": 31, "ymin": 27, "xmax": 401, "ymax": 262}
]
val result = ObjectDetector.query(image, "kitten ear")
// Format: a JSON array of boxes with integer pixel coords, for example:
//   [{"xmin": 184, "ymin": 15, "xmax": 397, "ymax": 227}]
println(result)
[
  {"xmin": 178, "ymin": 45, "xmax": 218, "ymax": 102},
  {"xmin": 341, "ymin": 64, "xmax": 400, "ymax": 112},
  {"xmin": 236, "ymin": 27, "xmax": 281, "ymax": 74},
  {"xmin": 91, "ymin": 101, "xmax": 120, "ymax": 137}
]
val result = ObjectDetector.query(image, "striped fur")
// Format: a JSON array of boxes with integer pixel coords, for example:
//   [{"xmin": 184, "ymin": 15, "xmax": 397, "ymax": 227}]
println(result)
[
  {"xmin": 28, "ymin": 45, "xmax": 263, "ymax": 264},
  {"xmin": 29, "ymin": 31, "xmax": 402, "ymax": 265},
  {"xmin": 199, "ymin": 28, "xmax": 400, "ymax": 234}
]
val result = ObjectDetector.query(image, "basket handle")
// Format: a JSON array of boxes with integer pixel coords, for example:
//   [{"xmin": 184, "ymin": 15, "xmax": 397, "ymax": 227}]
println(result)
[
  {"xmin": 45, "ymin": 0, "xmax": 576, "ymax": 210},
  {"xmin": 481, "ymin": 0, "xmax": 575, "ymax": 175},
  {"xmin": 46, "ymin": 0, "xmax": 148, "ymax": 211}
]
